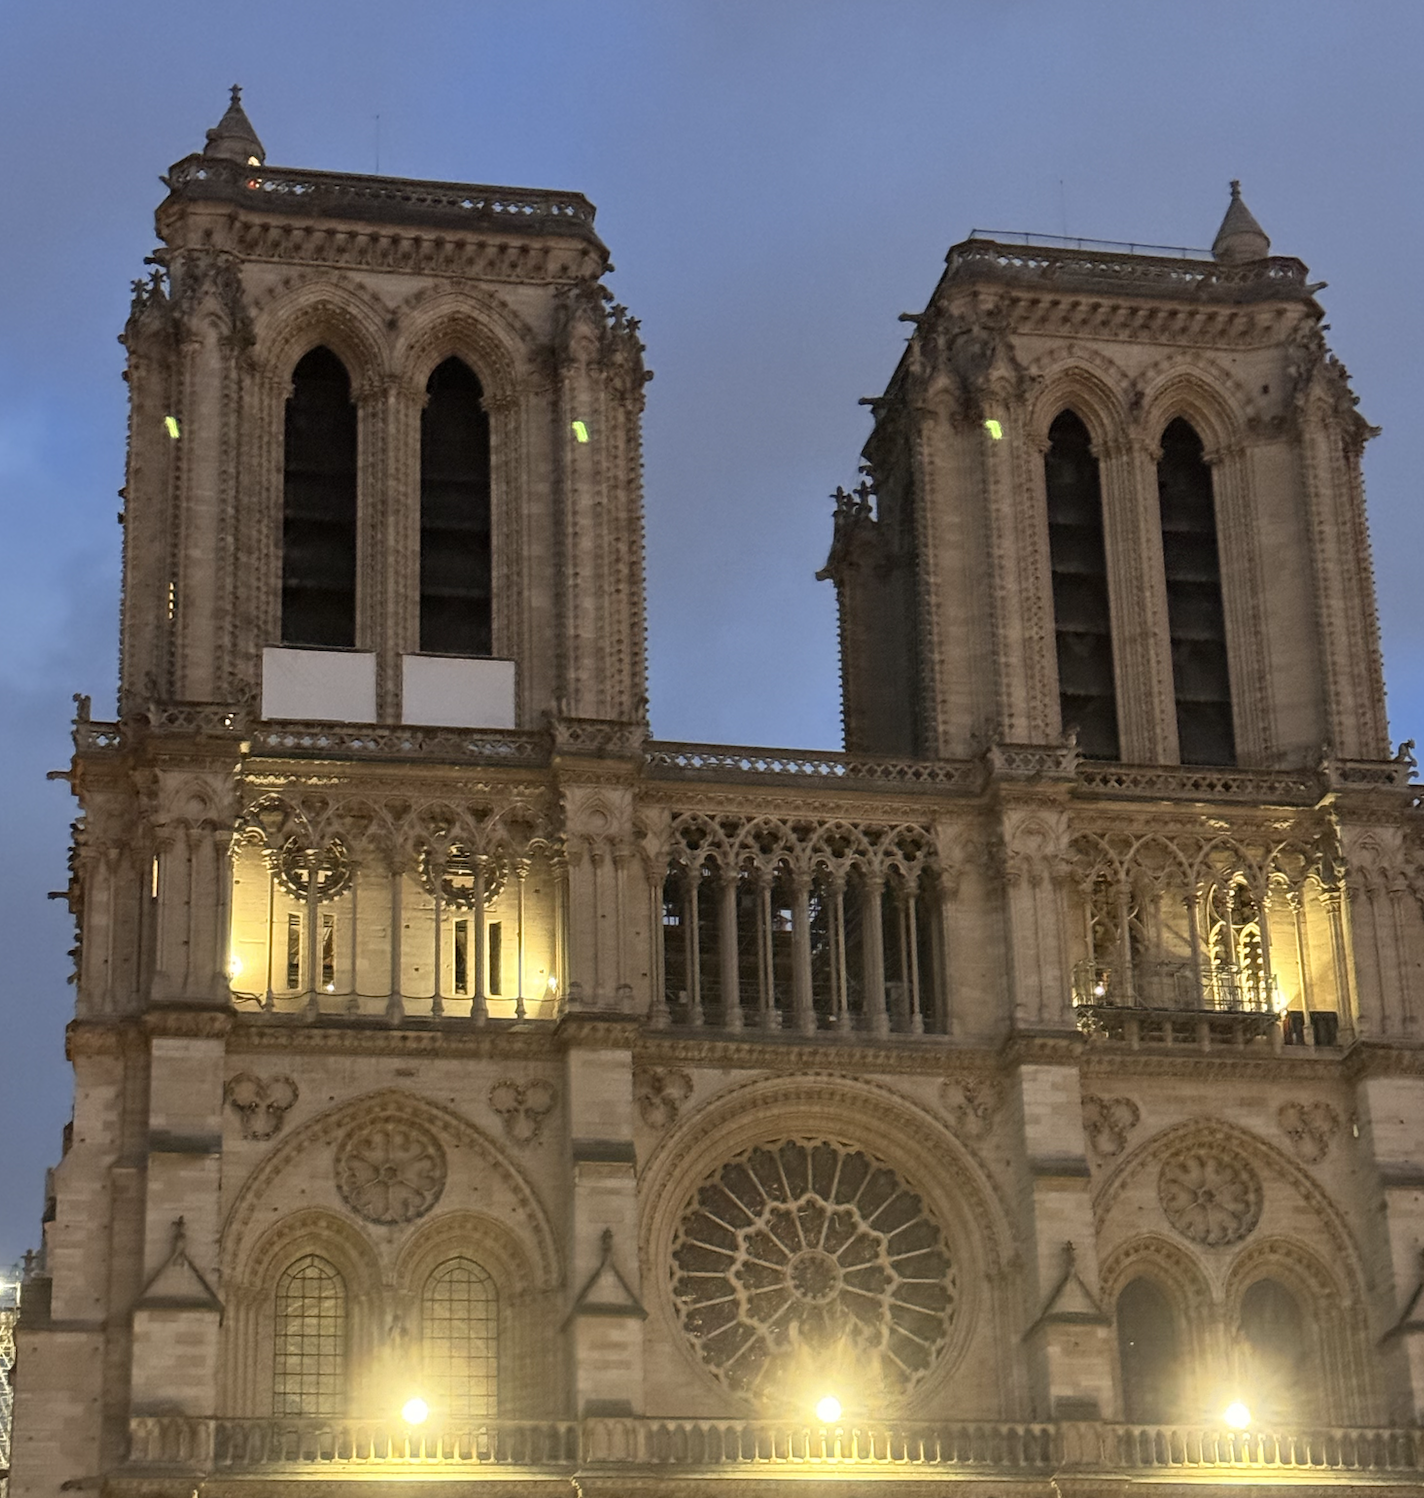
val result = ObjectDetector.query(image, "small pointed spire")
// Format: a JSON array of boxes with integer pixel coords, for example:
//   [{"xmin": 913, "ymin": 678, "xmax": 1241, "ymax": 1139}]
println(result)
[
  {"xmin": 1212, "ymin": 180, "xmax": 1270, "ymax": 263},
  {"xmin": 203, "ymin": 84, "xmax": 265, "ymax": 166}
]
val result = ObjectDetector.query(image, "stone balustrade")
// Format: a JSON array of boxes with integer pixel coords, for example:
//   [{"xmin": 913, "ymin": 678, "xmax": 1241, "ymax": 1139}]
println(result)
[{"xmin": 125, "ymin": 1415, "xmax": 1423, "ymax": 1479}]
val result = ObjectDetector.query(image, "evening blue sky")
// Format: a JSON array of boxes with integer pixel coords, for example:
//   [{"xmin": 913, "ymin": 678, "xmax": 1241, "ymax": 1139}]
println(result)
[{"xmin": 1, "ymin": 1, "xmax": 1421, "ymax": 1262}]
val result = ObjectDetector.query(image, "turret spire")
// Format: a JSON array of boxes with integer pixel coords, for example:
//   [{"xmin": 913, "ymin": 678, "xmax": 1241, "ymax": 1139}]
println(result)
[
  {"xmin": 1212, "ymin": 179, "xmax": 1270, "ymax": 263},
  {"xmin": 203, "ymin": 84, "xmax": 265, "ymax": 166}
]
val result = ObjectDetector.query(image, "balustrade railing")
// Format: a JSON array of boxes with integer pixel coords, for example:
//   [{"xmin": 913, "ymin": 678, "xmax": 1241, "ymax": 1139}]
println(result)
[
  {"xmin": 644, "ymin": 741, "xmax": 979, "ymax": 788},
  {"xmin": 585, "ymin": 1417, "xmax": 1055, "ymax": 1468},
  {"xmin": 1113, "ymin": 1423, "xmax": 1422, "ymax": 1473},
  {"xmin": 70, "ymin": 714, "xmax": 1413, "ymax": 810},
  {"xmin": 129, "ymin": 1415, "xmax": 579, "ymax": 1469},
  {"xmin": 127, "ymin": 1415, "xmax": 1424, "ymax": 1476},
  {"xmin": 946, "ymin": 238, "xmax": 1309, "ymax": 300},
  {"xmin": 166, "ymin": 155, "xmax": 598, "ymax": 235},
  {"xmin": 1075, "ymin": 762, "xmax": 1318, "ymax": 803}
]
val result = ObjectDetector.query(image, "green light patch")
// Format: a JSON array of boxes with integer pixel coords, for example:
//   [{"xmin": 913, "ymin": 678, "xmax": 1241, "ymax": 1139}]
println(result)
[
  {"xmin": 984, "ymin": 419, "xmax": 1003, "ymax": 440},
  {"xmin": 571, "ymin": 420, "xmax": 589, "ymax": 443},
  {"xmin": 164, "ymin": 416, "xmax": 181, "ymax": 440}
]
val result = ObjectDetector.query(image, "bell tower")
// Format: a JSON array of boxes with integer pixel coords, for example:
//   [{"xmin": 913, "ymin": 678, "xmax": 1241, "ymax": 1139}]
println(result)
[
  {"xmin": 120, "ymin": 86, "xmax": 649, "ymax": 730},
  {"xmin": 826, "ymin": 183, "xmax": 1388, "ymax": 770}
]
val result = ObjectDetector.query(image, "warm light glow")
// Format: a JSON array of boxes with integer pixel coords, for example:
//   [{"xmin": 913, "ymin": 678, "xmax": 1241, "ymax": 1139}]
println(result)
[
  {"xmin": 1223, "ymin": 1401, "xmax": 1250, "ymax": 1430},
  {"xmin": 324, "ymin": 983, "xmax": 335, "ymax": 993},
  {"xmin": 815, "ymin": 1395, "xmax": 842, "ymax": 1423},
  {"xmin": 401, "ymin": 1397, "xmax": 429, "ymax": 1425},
  {"xmin": 164, "ymin": 415, "xmax": 181, "ymax": 439},
  {"xmin": 1093, "ymin": 982, "xmax": 1106, "ymax": 997},
  {"xmin": 227, "ymin": 955, "xmax": 243, "ymax": 979},
  {"xmin": 984, "ymin": 419, "xmax": 1003, "ymax": 440},
  {"xmin": 546, "ymin": 974, "xmax": 558, "ymax": 995},
  {"xmin": 571, "ymin": 420, "xmax": 590, "ymax": 443}
]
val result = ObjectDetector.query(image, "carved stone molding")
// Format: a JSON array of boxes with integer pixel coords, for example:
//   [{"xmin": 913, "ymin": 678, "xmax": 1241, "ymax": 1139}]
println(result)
[
  {"xmin": 1278, "ymin": 1101, "xmax": 1340, "ymax": 1164},
  {"xmin": 334, "ymin": 1116, "xmax": 447, "ymax": 1224},
  {"xmin": 635, "ymin": 1067, "xmax": 694, "ymax": 1129},
  {"xmin": 224, "ymin": 1073, "xmax": 298, "ymax": 1140},
  {"xmin": 1081, "ymin": 1094, "xmax": 1141, "ymax": 1159},
  {"xmin": 488, "ymin": 1078, "xmax": 558, "ymax": 1145},
  {"xmin": 940, "ymin": 1075, "xmax": 1003, "ymax": 1140},
  {"xmin": 1158, "ymin": 1147, "xmax": 1262, "ymax": 1247}
]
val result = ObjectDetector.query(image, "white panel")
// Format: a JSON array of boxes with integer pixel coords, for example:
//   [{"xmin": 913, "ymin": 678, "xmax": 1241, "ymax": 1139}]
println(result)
[
  {"xmin": 402, "ymin": 655, "xmax": 517, "ymax": 729},
  {"xmin": 260, "ymin": 647, "xmax": 377, "ymax": 723}
]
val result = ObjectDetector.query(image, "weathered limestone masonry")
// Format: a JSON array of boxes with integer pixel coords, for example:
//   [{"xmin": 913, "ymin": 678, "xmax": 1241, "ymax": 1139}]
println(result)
[{"xmin": 12, "ymin": 97, "xmax": 1424, "ymax": 1498}]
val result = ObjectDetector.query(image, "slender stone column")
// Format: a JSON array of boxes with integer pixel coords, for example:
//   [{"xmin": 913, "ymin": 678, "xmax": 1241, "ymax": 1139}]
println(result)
[
  {"xmin": 1099, "ymin": 436, "xmax": 1177, "ymax": 763},
  {"xmin": 791, "ymin": 871, "xmax": 815, "ymax": 1035},
  {"xmin": 863, "ymin": 873, "xmax": 888, "ymax": 1037},
  {"xmin": 385, "ymin": 860, "xmax": 405, "ymax": 1024},
  {"xmin": 719, "ymin": 870, "xmax": 742, "ymax": 1030}
]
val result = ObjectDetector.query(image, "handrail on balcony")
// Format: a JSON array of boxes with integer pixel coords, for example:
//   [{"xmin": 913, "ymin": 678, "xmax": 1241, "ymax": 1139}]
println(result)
[
  {"xmin": 1073, "ymin": 959, "xmax": 1278, "ymax": 1016},
  {"xmin": 127, "ymin": 1415, "xmax": 1424, "ymax": 1475}
]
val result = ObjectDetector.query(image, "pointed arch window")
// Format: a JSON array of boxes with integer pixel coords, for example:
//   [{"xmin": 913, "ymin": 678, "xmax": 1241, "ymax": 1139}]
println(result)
[
  {"xmin": 1157, "ymin": 419, "xmax": 1235, "ymax": 765},
  {"xmin": 422, "ymin": 1256, "xmax": 498, "ymax": 1421},
  {"xmin": 273, "ymin": 1254, "xmax": 347, "ymax": 1416},
  {"xmin": 282, "ymin": 347, "xmax": 358, "ymax": 648},
  {"xmin": 1045, "ymin": 410, "xmax": 1119, "ymax": 759},
  {"xmin": 1239, "ymin": 1277, "xmax": 1315, "ymax": 1423},
  {"xmin": 420, "ymin": 358, "xmax": 492, "ymax": 655},
  {"xmin": 1116, "ymin": 1276, "xmax": 1181, "ymax": 1423}
]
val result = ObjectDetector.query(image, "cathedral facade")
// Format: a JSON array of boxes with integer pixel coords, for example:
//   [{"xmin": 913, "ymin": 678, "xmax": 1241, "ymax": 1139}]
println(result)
[{"xmin": 11, "ymin": 92, "xmax": 1424, "ymax": 1496}]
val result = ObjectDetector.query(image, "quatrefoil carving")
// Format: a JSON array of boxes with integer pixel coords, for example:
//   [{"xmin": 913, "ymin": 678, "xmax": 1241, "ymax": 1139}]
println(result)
[
  {"xmin": 224, "ymin": 1073, "xmax": 299, "ymax": 1140},
  {"xmin": 489, "ymin": 1078, "xmax": 558, "ymax": 1144}
]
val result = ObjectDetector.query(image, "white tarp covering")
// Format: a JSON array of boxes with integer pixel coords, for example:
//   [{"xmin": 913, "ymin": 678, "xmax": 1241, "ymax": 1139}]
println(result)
[
  {"xmin": 402, "ymin": 654, "xmax": 516, "ymax": 729},
  {"xmin": 261, "ymin": 646, "xmax": 377, "ymax": 723}
]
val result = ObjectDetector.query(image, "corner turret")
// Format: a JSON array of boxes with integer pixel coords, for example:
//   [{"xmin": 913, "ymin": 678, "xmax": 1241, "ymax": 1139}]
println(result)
[{"xmin": 1212, "ymin": 179, "xmax": 1270, "ymax": 263}]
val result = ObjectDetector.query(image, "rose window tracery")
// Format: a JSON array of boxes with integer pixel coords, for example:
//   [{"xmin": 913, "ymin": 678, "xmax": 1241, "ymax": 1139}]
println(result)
[
  {"xmin": 274, "ymin": 837, "xmax": 351, "ymax": 902},
  {"xmin": 1158, "ymin": 1148, "xmax": 1262, "ymax": 1247},
  {"xmin": 671, "ymin": 1140, "xmax": 955, "ymax": 1400},
  {"xmin": 418, "ymin": 844, "xmax": 509, "ymax": 909},
  {"xmin": 335, "ymin": 1117, "xmax": 447, "ymax": 1224}
]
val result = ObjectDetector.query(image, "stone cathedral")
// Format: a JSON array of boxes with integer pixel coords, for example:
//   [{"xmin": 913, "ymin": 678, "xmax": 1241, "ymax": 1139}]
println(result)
[{"xmin": 11, "ymin": 88, "xmax": 1424, "ymax": 1498}]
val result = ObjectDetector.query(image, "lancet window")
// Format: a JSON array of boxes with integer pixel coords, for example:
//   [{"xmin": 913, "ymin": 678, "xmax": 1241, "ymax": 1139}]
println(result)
[
  {"xmin": 1044, "ymin": 410, "xmax": 1119, "ymax": 759},
  {"xmin": 1116, "ymin": 1277, "xmax": 1181, "ymax": 1424},
  {"xmin": 420, "ymin": 358, "xmax": 492, "ymax": 656},
  {"xmin": 422, "ymin": 1257, "xmax": 498, "ymax": 1421},
  {"xmin": 273, "ymin": 1255, "xmax": 347, "ymax": 1416},
  {"xmin": 282, "ymin": 347, "xmax": 358, "ymax": 648},
  {"xmin": 659, "ymin": 816, "xmax": 942, "ymax": 1035},
  {"xmin": 1157, "ymin": 419, "xmax": 1235, "ymax": 765},
  {"xmin": 1238, "ymin": 1278, "xmax": 1316, "ymax": 1424}
]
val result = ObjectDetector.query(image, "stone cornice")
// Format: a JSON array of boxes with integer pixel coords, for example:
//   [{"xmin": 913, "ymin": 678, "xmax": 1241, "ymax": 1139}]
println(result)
[
  {"xmin": 143, "ymin": 1007, "xmax": 234, "ymax": 1040},
  {"xmin": 67, "ymin": 1019, "xmax": 145, "ymax": 1061},
  {"xmin": 228, "ymin": 1017, "xmax": 562, "ymax": 1061},
  {"xmin": 1342, "ymin": 1039, "xmax": 1424, "ymax": 1083},
  {"xmin": 556, "ymin": 1013, "xmax": 644, "ymax": 1050},
  {"xmin": 634, "ymin": 1030, "xmax": 995, "ymax": 1076}
]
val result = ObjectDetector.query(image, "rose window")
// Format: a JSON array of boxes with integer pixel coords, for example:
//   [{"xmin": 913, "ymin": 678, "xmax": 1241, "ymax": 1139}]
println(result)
[
  {"xmin": 274, "ymin": 837, "xmax": 351, "ymax": 902},
  {"xmin": 1158, "ymin": 1148, "xmax": 1262, "ymax": 1247},
  {"xmin": 418, "ymin": 845, "xmax": 509, "ymax": 909},
  {"xmin": 671, "ymin": 1140, "xmax": 955, "ymax": 1399},
  {"xmin": 335, "ymin": 1117, "xmax": 447, "ymax": 1225}
]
